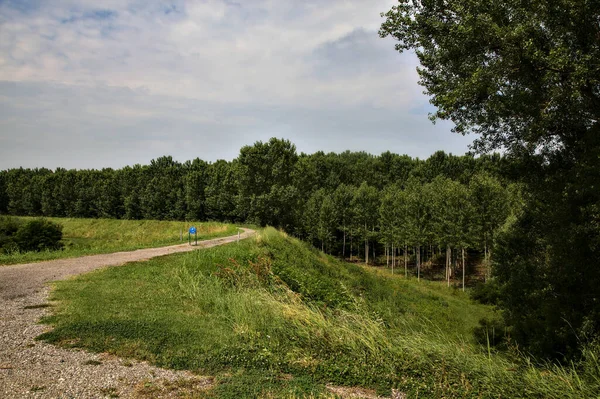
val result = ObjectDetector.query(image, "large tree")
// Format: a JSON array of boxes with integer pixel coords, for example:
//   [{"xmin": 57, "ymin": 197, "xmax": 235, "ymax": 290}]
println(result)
[
  {"xmin": 380, "ymin": 0, "xmax": 599, "ymax": 157},
  {"xmin": 381, "ymin": 0, "xmax": 600, "ymax": 358},
  {"xmin": 236, "ymin": 138, "xmax": 298, "ymax": 227}
]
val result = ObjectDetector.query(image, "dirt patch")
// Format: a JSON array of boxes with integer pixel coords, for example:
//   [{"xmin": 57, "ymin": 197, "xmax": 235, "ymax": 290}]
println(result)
[
  {"xmin": 326, "ymin": 385, "xmax": 407, "ymax": 399},
  {"xmin": 133, "ymin": 376, "xmax": 214, "ymax": 398}
]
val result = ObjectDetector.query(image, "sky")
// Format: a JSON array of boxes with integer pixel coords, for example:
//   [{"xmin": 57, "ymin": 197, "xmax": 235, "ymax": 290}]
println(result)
[{"xmin": 0, "ymin": 0, "xmax": 474, "ymax": 170}]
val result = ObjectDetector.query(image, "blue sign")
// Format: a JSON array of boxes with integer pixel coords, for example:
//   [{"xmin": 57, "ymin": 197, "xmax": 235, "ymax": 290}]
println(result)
[{"xmin": 189, "ymin": 226, "xmax": 197, "ymax": 234}]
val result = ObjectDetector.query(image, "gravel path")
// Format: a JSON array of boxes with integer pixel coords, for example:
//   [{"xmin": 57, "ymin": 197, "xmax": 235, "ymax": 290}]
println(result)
[{"xmin": 0, "ymin": 228, "xmax": 254, "ymax": 398}]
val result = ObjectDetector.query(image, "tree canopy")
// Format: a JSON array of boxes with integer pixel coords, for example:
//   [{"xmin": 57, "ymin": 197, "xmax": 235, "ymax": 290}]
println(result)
[{"xmin": 380, "ymin": 0, "xmax": 600, "ymax": 158}]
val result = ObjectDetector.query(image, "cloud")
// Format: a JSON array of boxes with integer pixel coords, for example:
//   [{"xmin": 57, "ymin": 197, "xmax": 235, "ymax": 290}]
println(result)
[{"xmin": 0, "ymin": 0, "xmax": 473, "ymax": 169}]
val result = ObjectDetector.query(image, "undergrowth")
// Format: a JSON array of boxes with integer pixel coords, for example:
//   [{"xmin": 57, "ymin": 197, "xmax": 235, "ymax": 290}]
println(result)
[{"xmin": 39, "ymin": 228, "xmax": 600, "ymax": 398}]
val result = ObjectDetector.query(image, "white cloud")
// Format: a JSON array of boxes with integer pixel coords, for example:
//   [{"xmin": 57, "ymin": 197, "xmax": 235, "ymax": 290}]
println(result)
[{"xmin": 0, "ymin": 0, "xmax": 473, "ymax": 169}]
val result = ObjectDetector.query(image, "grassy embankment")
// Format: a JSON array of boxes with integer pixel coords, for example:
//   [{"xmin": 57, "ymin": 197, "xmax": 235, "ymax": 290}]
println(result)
[
  {"xmin": 39, "ymin": 228, "xmax": 600, "ymax": 398},
  {"xmin": 0, "ymin": 217, "xmax": 238, "ymax": 265}
]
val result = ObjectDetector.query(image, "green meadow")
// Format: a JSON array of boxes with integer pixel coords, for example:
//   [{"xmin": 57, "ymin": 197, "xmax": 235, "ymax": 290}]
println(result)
[
  {"xmin": 38, "ymin": 228, "xmax": 600, "ymax": 398},
  {"xmin": 0, "ymin": 217, "xmax": 237, "ymax": 265}
]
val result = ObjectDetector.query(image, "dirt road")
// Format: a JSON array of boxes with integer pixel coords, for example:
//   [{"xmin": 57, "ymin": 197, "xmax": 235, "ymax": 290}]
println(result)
[
  {"xmin": 0, "ymin": 228, "xmax": 254, "ymax": 398},
  {"xmin": 0, "ymin": 228, "xmax": 254, "ymax": 300}
]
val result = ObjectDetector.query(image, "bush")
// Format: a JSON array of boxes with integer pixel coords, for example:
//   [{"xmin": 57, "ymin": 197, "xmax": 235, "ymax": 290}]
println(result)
[
  {"xmin": 12, "ymin": 219, "xmax": 64, "ymax": 252},
  {"xmin": 470, "ymin": 279, "xmax": 501, "ymax": 306},
  {"xmin": 0, "ymin": 216, "xmax": 22, "ymax": 253}
]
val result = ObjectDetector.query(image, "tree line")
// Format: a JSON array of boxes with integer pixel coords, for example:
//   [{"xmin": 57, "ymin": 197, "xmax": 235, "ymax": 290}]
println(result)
[
  {"xmin": 302, "ymin": 174, "xmax": 514, "ymax": 288},
  {"xmin": 0, "ymin": 141, "xmax": 514, "ymax": 283},
  {"xmin": 0, "ymin": 140, "xmax": 509, "ymax": 227}
]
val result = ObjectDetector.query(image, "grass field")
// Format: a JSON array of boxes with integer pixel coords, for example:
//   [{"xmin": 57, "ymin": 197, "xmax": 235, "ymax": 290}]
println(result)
[
  {"xmin": 0, "ymin": 217, "xmax": 238, "ymax": 265},
  {"xmin": 39, "ymin": 228, "xmax": 600, "ymax": 398}
]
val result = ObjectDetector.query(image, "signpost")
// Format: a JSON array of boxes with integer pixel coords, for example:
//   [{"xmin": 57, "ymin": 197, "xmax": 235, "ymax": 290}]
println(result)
[{"xmin": 188, "ymin": 226, "xmax": 197, "ymax": 246}]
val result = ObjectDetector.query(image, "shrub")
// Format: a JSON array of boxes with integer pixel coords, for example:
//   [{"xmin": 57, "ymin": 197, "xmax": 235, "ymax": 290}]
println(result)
[
  {"xmin": 470, "ymin": 279, "xmax": 501, "ymax": 306},
  {"xmin": 0, "ymin": 216, "xmax": 22, "ymax": 253},
  {"xmin": 13, "ymin": 219, "xmax": 64, "ymax": 252}
]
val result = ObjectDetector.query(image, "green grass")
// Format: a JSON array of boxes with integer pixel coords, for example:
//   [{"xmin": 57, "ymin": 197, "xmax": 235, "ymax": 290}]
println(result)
[
  {"xmin": 0, "ymin": 217, "xmax": 238, "ymax": 265},
  {"xmin": 39, "ymin": 228, "xmax": 600, "ymax": 398}
]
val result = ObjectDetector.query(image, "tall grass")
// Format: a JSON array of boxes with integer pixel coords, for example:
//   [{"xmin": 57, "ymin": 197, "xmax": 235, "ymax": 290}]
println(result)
[
  {"xmin": 0, "ymin": 217, "xmax": 237, "ymax": 265},
  {"xmin": 39, "ymin": 228, "xmax": 600, "ymax": 398}
]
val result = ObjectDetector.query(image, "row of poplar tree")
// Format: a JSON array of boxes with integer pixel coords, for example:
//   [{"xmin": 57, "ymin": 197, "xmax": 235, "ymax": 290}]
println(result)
[
  {"xmin": 304, "ymin": 174, "xmax": 514, "ymax": 288},
  {"xmin": 0, "ymin": 138, "xmax": 515, "ymax": 282}
]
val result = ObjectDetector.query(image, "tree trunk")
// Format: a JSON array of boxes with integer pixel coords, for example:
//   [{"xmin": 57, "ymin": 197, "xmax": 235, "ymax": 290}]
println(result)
[
  {"xmin": 404, "ymin": 243, "xmax": 408, "ymax": 278},
  {"xmin": 386, "ymin": 246, "xmax": 389, "ymax": 268},
  {"xmin": 484, "ymin": 235, "xmax": 488, "ymax": 282},
  {"xmin": 372, "ymin": 225, "xmax": 375, "ymax": 263},
  {"xmin": 343, "ymin": 226, "xmax": 346, "ymax": 260},
  {"xmin": 365, "ymin": 223, "xmax": 368, "ymax": 264},
  {"xmin": 462, "ymin": 247, "xmax": 466, "ymax": 292},
  {"xmin": 452, "ymin": 248, "xmax": 457, "ymax": 285},
  {"xmin": 417, "ymin": 245, "xmax": 421, "ymax": 282},
  {"xmin": 445, "ymin": 247, "xmax": 448, "ymax": 282},
  {"xmin": 391, "ymin": 243, "xmax": 395, "ymax": 275},
  {"xmin": 446, "ymin": 246, "xmax": 451, "ymax": 288},
  {"xmin": 350, "ymin": 234, "xmax": 353, "ymax": 261}
]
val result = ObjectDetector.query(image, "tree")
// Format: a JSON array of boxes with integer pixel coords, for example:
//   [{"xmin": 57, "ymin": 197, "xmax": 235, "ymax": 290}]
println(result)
[
  {"xmin": 404, "ymin": 177, "xmax": 431, "ymax": 280},
  {"xmin": 185, "ymin": 159, "xmax": 208, "ymax": 221},
  {"xmin": 351, "ymin": 182, "xmax": 380, "ymax": 264},
  {"xmin": 333, "ymin": 184, "xmax": 355, "ymax": 259},
  {"xmin": 96, "ymin": 169, "xmax": 123, "ymax": 219},
  {"xmin": 236, "ymin": 138, "xmax": 298, "ymax": 227},
  {"xmin": 0, "ymin": 171, "xmax": 7, "ymax": 214},
  {"xmin": 205, "ymin": 160, "xmax": 238, "ymax": 222},
  {"xmin": 393, "ymin": 188, "xmax": 411, "ymax": 277},
  {"xmin": 379, "ymin": 184, "xmax": 406, "ymax": 274},
  {"xmin": 381, "ymin": 0, "xmax": 600, "ymax": 358},
  {"xmin": 121, "ymin": 165, "xmax": 144, "ymax": 220},
  {"xmin": 380, "ymin": 0, "xmax": 600, "ymax": 157},
  {"xmin": 469, "ymin": 172, "xmax": 510, "ymax": 279},
  {"xmin": 318, "ymin": 194, "xmax": 337, "ymax": 253},
  {"xmin": 303, "ymin": 189, "xmax": 325, "ymax": 246}
]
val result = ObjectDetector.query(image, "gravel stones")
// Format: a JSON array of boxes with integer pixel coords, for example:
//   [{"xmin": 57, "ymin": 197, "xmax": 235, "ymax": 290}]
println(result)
[{"xmin": 0, "ymin": 229, "xmax": 254, "ymax": 398}]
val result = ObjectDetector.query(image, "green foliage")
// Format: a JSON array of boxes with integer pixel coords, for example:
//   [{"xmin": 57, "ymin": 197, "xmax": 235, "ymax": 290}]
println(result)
[
  {"xmin": 0, "ymin": 217, "xmax": 63, "ymax": 253},
  {"xmin": 380, "ymin": 0, "xmax": 600, "ymax": 156},
  {"xmin": 0, "ymin": 216, "xmax": 21, "ymax": 253},
  {"xmin": 236, "ymin": 138, "xmax": 299, "ymax": 227},
  {"xmin": 12, "ymin": 218, "xmax": 63, "ymax": 252},
  {"xmin": 470, "ymin": 279, "xmax": 501, "ymax": 306},
  {"xmin": 0, "ymin": 171, "xmax": 8, "ymax": 214},
  {"xmin": 351, "ymin": 182, "xmax": 379, "ymax": 262}
]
